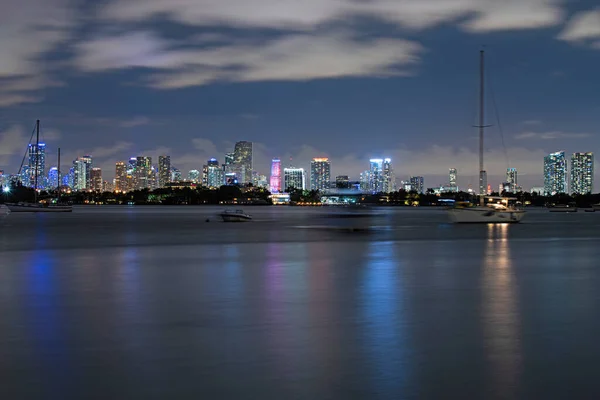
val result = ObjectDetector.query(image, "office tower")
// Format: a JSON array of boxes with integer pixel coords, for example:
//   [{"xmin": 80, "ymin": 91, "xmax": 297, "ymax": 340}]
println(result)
[
  {"xmin": 207, "ymin": 160, "xmax": 224, "ymax": 188},
  {"xmin": 360, "ymin": 170, "xmax": 370, "ymax": 191},
  {"xmin": 115, "ymin": 162, "xmax": 127, "ymax": 192},
  {"xmin": 73, "ymin": 155, "xmax": 92, "ymax": 191},
  {"xmin": 544, "ymin": 151, "xmax": 567, "ymax": 195},
  {"xmin": 66, "ymin": 167, "xmax": 74, "ymax": 188},
  {"xmin": 150, "ymin": 166, "xmax": 158, "ymax": 189},
  {"xmin": 255, "ymin": 174, "xmax": 268, "ymax": 189},
  {"xmin": 158, "ymin": 155, "xmax": 171, "ymax": 188},
  {"xmin": 47, "ymin": 167, "xmax": 59, "ymax": 189},
  {"xmin": 225, "ymin": 152, "xmax": 234, "ymax": 166},
  {"xmin": 28, "ymin": 142, "xmax": 46, "ymax": 188},
  {"xmin": 310, "ymin": 158, "xmax": 331, "ymax": 191},
  {"xmin": 336, "ymin": 175, "xmax": 350, "ymax": 189},
  {"xmin": 233, "ymin": 141, "xmax": 253, "ymax": 184},
  {"xmin": 126, "ymin": 157, "xmax": 136, "ymax": 189},
  {"xmin": 284, "ymin": 167, "xmax": 305, "ymax": 191},
  {"xmin": 171, "ymin": 167, "xmax": 182, "ymax": 182},
  {"xmin": 449, "ymin": 168, "xmax": 457, "ymax": 189},
  {"xmin": 570, "ymin": 152, "xmax": 594, "ymax": 195},
  {"xmin": 201, "ymin": 158, "xmax": 219, "ymax": 187},
  {"xmin": 409, "ymin": 176, "xmax": 424, "ymax": 193},
  {"xmin": 506, "ymin": 168, "xmax": 518, "ymax": 192},
  {"xmin": 188, "ymin": 169, "xmax": 200, "ymax": 183},
  {"xmin": 382, "ymin": 158, "xmax": 395, "ymax": 193},
  {"xmin": 90, "ymin": 168, "xmax": 102, "ymax": 191},
  {"xmin": 102, "ymin": 181, "xmax": 114, "ymax": 192},
  {"xmin": 270, "ymin": 159, "xmax": 282, "ymax": 193}
]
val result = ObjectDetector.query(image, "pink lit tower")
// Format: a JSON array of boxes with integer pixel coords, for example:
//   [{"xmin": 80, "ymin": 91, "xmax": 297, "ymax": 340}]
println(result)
[{"xmin": 270, "ymin": 158, "xmax": 281, "ymax": 193}]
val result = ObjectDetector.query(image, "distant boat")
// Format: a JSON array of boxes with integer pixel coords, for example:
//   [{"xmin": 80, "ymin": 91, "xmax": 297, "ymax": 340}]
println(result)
[
  {"xmin": 5, "ymin": 120, "xmax": 72, "ymax": 213},
  {"xmin": 220, "ymin": 210, "xmax": 252, "ymax": 222},
  {"xmin": 447, "ymin": 51, "xmax": 525, "ymax": 224},
  {"xmin": 548, "ymin": 204, "xmax": 578, "ymax": 213}
]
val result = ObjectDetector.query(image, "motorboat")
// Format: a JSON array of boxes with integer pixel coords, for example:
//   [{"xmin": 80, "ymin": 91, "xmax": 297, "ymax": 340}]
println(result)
[
  {"xmin": 448, "ymin": 197, "xmax": 525, "ymax": 223},
  {"xmin": 220, "ymin": 210, "xmax": 252, "ymax": 222}
]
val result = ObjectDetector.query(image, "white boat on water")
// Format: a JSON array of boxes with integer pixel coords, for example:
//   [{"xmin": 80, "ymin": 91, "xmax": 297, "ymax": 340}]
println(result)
[
  {"xmin": 447, "ymin": 50, "xmax": 526, "ymax": 224},
  {"xmin": 448, "ymin": 197, "xmax": 525, "ymax": 223},
  {"xmin": 220, "ymin": 210, "xmax": 252, "ymax": 222},
  {"xmin": 5, "ymin": 202, "xmax": 72, "ymax": 213}
]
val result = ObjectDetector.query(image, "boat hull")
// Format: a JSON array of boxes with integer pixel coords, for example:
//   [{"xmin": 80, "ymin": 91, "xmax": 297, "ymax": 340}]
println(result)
[
  {"xmin": 220, "ymin": 214, "xmax": 252, "ymax": 222},
  {"xmin": 549, "ymin": 207, "xmax": 577, "ymax": 213},
  {"xmin": 448, "ymin": 207, "xmax": 525, "ymax": 223},
  {"xmin": 6, "ymin": 203, "xmax": 73, "ymax": 213}
]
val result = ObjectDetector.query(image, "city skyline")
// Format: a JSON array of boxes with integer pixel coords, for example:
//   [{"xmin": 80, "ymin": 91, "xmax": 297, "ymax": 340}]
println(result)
[{"xmin": 1, "ymin": 1, "xmax": 600, "ymax": 190}]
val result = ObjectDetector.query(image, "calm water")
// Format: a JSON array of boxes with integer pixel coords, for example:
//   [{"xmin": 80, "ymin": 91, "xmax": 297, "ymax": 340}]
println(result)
[{"xmin": 1, "ymin": 206, "xmax": 600, "ymax": 399}]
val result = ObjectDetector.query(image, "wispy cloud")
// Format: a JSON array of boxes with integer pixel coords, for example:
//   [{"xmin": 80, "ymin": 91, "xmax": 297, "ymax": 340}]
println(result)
[
  {"xmin": 522, "ymin": 119, "xmax": 542, "ymax": 126},
  {"xmin": 515, "ymin": 131, "xmax": 592, "ymax": 140},
  {"xmin": 119, "ymin": 116, "xmax": 151, "ymax": 128},
  {"xmin": 557, "ymin": 8, "xmax": 600, "ymax": 45}
]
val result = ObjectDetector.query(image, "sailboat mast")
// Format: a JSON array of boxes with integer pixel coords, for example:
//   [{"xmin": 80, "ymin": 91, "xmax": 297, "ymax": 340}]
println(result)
[
  {"xmin": 58, "ymin": 147, "xmax": 61, "ymax": 200},
  {"xmin": 34, "ymin": 119, "xmax": 40, "ymax": 202},
  {"xmin": 478, "ymin": 50, "xmax": 485, "ymax": 205}
]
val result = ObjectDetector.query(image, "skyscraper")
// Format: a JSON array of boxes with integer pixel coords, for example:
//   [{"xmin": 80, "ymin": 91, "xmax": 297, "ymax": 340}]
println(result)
[
  {"xmin": 570, "ymin": 152, "xmax": 594, "ymax": 195},
  {"xmin": 171, "ymin": 167, "xmax": 182, "ymax": 182},
  {"xmin": 368, "ymin": 158, "xmax": 394, "ymax": 193},
  {"xmin": 158, "ymin": 155, "xmax": 171, "ymax": 188},
  {"xmin": 409, "ymin": 176, "xmax": 424, "ymax": 193},
  {"xmin": 115, "ymin": 161, "xmax": 127, "ymax": 192},
  {"xmin": 544, "ymin": 151, "xmax": 567, "ymax": 195},
  {"xmin": 47, "ymin": 167, "xmax": 59, "ymax": 190},
  {"xmin": 206, "ymin": 159, "xmax": 224, "ymax": 188},
  {"xmin": 284, "ymin": 167, "xmax": 305, "ymax": 191},
  {"xmin": 90, "ymin": 168, "xmax": 102, "ymax": 191},
  {"xmin": 310, "ymin": 158, "xmax": 331, "ymax": 191},
  {"xmin": 73, "ymin": 155, "xmax": 92, "ymax": 191},
  {"xmin": 382, "ymin": 158, "xmax": 395, "ymax": 193},
  {"xmin": 270, "ymin": 159, "xmax": 282, "ymax": 193},
  {"xmin": 506, "ymin": 168, "xmax": 518, "ymax": 192},
  {"xmin": 135, "ymin": 156, "xmax": 152, "ymax": 190},
  {"xmin": 28, "ymin": 143, "xmax": 46, "ymax": 188},
  {"xmin": 336, "ymin": 175, "xmax": 350, "ymax": 189},
  {"xmin": 188, "ymin": 170, "xmax": 200, "ymax": 183},
  {"xmin": 234, "ymin": 141, "xmax": 253, "ymax": 184},
  {"xmin": 449, "ymin": 168, "xmax": 457, "ymax": 190}
]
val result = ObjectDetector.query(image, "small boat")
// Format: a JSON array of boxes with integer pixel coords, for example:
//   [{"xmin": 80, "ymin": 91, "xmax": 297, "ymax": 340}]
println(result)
[
  {"xmin": 220, "ymin": 210, "xmax": 252, "ymax": 222},
  {"xmin": 584, "ymin": 209, "xmax": 595, "ymax": 213},
  {"xmin": 549, "ymin": 204, "xmax": 577, "ymax": 213},
  {"xmin": 6, "ymin": 202, "xmax": 72, "ymax": 213}
]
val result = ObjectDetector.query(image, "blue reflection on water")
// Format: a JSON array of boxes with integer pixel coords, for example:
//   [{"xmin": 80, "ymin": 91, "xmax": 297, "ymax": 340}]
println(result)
[{"xmin": 362, "ymin": 240, "xmax": 410, "ymax": 396}]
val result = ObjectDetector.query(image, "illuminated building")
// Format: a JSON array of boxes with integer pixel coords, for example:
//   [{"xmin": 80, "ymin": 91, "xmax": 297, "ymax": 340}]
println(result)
[
  {"xmin": 284, "ymin": 167, "xmax": 305, "ymax": 191},
  {"xmin": 158, "ymin": 155, "xmax": 171, "ymax": 188},
  {"xmin": 90, "ymin": 168, "xmax": 102, "ymax": 191},
  {"xmin": 255, "ymin": 174, "xmax": 268, "ymax": 189},
  {"xmin": 115, "ymin": 161, "xmax": 127, "ymax": 192},
  {"xmin": 570, "ymin": 152, "xmax": 593, "ymax": 195},
  {"xmin": 202, "ymin": 158, "xmax": 219, "ymax": 187},
  {"xmin": 506, "ymin": 168, "xmax": 518, "ymax": 192},
  {"xmin": 206, "ymin": 159, "xmax": 224, "ymax": 188},
  {"xmin": 310, "ymin": 158, "xmax": 331, "ymax": 191},
  {"xmin": 449, "ymin": 168, "xmax": 457, "ymax": 190},
  {"xmin": 28, "ymin": 143, "xmax": 46, "ymax": 188},
  {"xmin": 336, "ymin": 175, "xmax": 350, "ymax": 189},
  {"xmin": 270, "ymin": 158, "xmax": 282, "ymax": 193},
  {"xmin": 47, "ymin": 167, "xmax": 59, "ymax": 189},
  {"xmin": 234, "ymin": 141, "xmax": 253, "ymax": 184},
  {"xmin": 171, "ymin": 167, "xmax": 181, "ymax": 182},
  {"xmin": 135, "ymin": 157, "xmax": 152, "ymax": 189},
  {"xmin": 188, "ymin": 169, "xmax": 200, "ymax": 183},
  {"xmin": 126, "ymin": 157, "xmax": 136, "ymax": 188},
  {"xmin": 103, "ymin": 181, "xmax": 114, "ymax": 192},
  {"xmin": 409, "ymin": 176, "xmax": 424, "ymax": 193},
  {"xmin": 73, "ymin": 155, "xmax": 92, "ymax": 191},
  {"xmin": 360, "ymin": 170, "xmax": 370, "ymax": 191},
  {"xmin": 544, "ymin": 151, "xmax": 567, "ymax": 195},
  {"xmin": 382, "ymin": 158, "xmax": 395, "ymax": 192},
  {"xmin": 368, "ymin": 158, "xmax": 394, "ymax": 193}
]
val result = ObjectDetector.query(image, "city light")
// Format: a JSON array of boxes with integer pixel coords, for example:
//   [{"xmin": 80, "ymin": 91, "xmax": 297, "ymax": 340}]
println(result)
[{"xmin": 2, "ymin": 186, "xmax": 10, "ymax": 193}]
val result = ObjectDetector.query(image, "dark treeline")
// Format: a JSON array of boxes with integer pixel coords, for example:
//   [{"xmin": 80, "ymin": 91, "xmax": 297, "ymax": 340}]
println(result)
[{"xmin": 2, "ymin": 182, "xmax": 599, "ymax": 207}]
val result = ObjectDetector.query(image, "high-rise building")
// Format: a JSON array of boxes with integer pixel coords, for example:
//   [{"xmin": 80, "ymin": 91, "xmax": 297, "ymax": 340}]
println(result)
[
  {"xmin": 188, "ymin": 169, "xmax": 200, "ymax": 183},
  {"xmin": 28, "ymin": 143, "xmax": 46, "ymax": 188},
  {"xmin": 115, "ymin": 162, "xmax": 127, "ymax": 192},
  {"xmin": 255, "ymin": 174, "xmax": 268, "ymax": 189},
  {"xmin": 270, "ymin": 159, "xmax": 282, "ymax": 193},
  {"xmin": 233, "ymin": 141, "xmax": 253, "ymax": 184},
  {"xmin": 368, "ymin": 158, "xmax": 394, "ymax": 193},
  {"xmin": 158, "ymin": 155, "xmax": 171, "ymax": 188},
  {"xmin": 382, "ymin": 158, "xmax": 395, "ymax": 193},
  {"xmin": 171, "ymin": 167, "xmax": 182, "ymax": 182},
  {"xmin": 284, "ymin": 167, "xmax": 305, "ymax": 191},
  {"xmin": 134, "ymin": 157, "xmax": 152, "ymax": 190},
  {"xmin": 570, "ymin": 152, "xmax": 594, "ymax": 195},
  {"xmin": 506, "ymin": 168, "xmax": 518, "ymax": 192},
  {"xmin": 127, "ymin": 157, "xmax": 137, "ymax": 189},
  {"xmin": 206, "ymin": 160, "xmax": 224, "ymax": 188},
  {"xmin": 360, "ymin": 170, "xmax": 370, "ymax": 191},
  {"xmin": 336, "ymin": 175, "xmax": 350, "ymax": 189},
  {"xmin": 409, "ymin": 176, "xmax": 424, "ymax": 193},
  {"xmin": 47, "ymin": 167, "xmax": 59, "ymax": 190},
  {"xmin": 90, "ymin": 168, "xmax": 102, "ymax": 191},
  {"xmin": 544, "ymin": 151, "xmax": 567, "ymax": 195},
  {"xmin": 73, "ymin": 155, "xmax": 92, "ymax": 191},
  {"xmin": 449, "ymin": 168, "xmax": 457, "ymax": 189},
  {"xmin": 202, "ymin": 158, "xmax": 219, "ymax": 187},
  {"xmin": 310, "ymin": 158, "xmax": 331, "ymax": 191}
]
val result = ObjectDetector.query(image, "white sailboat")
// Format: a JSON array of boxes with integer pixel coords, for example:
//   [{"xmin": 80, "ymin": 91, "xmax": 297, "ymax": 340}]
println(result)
[
  {"xmin": 448, "ymin": 51, "xmax": 525, "ymax": 224},
  {"xmin": 5, "ymin": 120, "xmax": 73, "ymax": 213}
]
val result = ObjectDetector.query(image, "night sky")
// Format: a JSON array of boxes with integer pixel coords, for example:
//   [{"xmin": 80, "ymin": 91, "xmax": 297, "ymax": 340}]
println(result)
[{"xmin": 1, "ymin": 0, "xmax": 599, "ymax": 190}]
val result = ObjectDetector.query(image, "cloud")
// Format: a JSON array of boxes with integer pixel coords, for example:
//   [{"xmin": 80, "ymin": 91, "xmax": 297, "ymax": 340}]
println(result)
[
  {"xmin": 119, "ymin": 116, "xmax": 151, "ymax": 128},
  {"xmin": 515, "ymin": 131, "xmax": 592, "ymax": 140},
  {"xmin": 77, "ymin": 141, "xmax": 134, "ymax": 159},
  {"xmin": 101, "ymin": 0, "xmax": 564, "ymax": 32},
  {"xmin": 0, "ymin": 126, "xmax": 30, "ymax": 165},
  {"xmin": 522, "ymin": 119, "xmax": 542, "ymax": 125},
  {"xmin": 558, "ymin": 8, "xmax": 600, "ymax": 43}
]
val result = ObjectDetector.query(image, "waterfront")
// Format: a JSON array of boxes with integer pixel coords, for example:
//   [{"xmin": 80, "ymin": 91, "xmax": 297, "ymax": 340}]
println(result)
[{"xmin": 1, "ymin": 206, "xmax": 600, "ymax": 399}]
